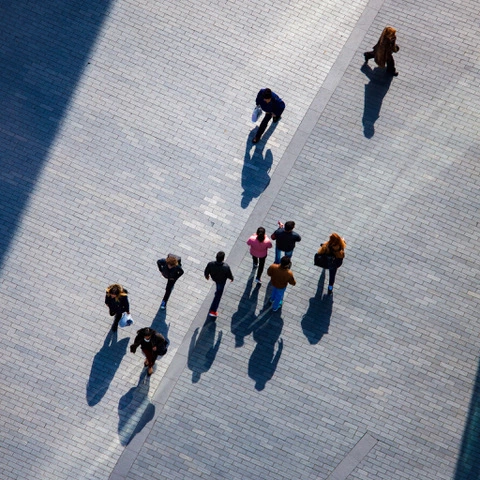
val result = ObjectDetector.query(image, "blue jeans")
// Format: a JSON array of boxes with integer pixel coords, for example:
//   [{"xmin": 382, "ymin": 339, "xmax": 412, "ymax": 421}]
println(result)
[
  {"xmin": 270, "ymin": 286, "xmax": 286, "ymax": 310},
  {"xmin": 274, "ymin": 247, "xmax": 293, "ymax": 264},
  {"xmin": 210, "ymin": 282, "xmax": 226, "ymax": 312}
]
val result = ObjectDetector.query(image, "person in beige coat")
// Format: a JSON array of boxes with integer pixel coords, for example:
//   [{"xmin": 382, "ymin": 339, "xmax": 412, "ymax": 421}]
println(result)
[
  {"xmin": 267, "ymin": 256, "xmax": 296, "ymax": 311},
  {"xmin": 364, "ymin": 26, "xmax": 400, "ymax": 76}
]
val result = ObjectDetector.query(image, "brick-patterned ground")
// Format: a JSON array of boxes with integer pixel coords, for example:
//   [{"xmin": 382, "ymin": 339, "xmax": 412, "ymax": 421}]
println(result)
[{"xmin": 0, "ymin": 0, "xmax": 479, "ymax": 479}]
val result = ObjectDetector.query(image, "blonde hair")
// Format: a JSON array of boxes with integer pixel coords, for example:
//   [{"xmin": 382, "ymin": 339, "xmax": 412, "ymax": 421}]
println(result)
[{"xmin": 106, "ymin": 283, "xmax": 127, "ymax": 300}]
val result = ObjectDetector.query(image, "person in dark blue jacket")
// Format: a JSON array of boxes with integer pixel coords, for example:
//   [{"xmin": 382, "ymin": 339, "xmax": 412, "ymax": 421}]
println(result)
[
  {"xmin": 253, "ymin": 88, "xmax": 285, "ymax": 144},
  {"xmin": 204, "ymin": 251, "xmax": 234, "ymax": 318}
]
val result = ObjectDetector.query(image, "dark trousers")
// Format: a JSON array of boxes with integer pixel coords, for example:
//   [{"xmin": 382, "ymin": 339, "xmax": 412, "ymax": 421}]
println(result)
[
  {"xmin": 210, "ymin": 282, "xmax": 226, "ymax": 312},
  {"xmin": 112, "ymin": 311, "xmax": 123, "ymax": 330},
  {"xmin": 364, "ymin": 51, "xmax": 396, "ymax": 74},
  {"xmin": 328, "ymin": 266, "xmax": 338, "ymax": 287},
  {"xmin": 252, "ymin": 255, "xmax": 266, "ymax": 280},
  {"xmin": 162, "ymin": 279, "xmax": 176, "ymax": 304},
  {"xmin": 255, "ymin": 111, "xmax": 282, "ymax": 140}
]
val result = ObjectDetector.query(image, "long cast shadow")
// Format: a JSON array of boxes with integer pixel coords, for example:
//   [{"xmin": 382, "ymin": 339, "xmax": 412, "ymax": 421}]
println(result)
[
  {"xmin": 454, "ymin": 357, "xmax": 480, "ymax": 480},
  {"xmin": 231, "ymin": 276, "xmax": 261, "ymax": 347},
  {"xmin": 118, "ymin": 370, "xmax": 155, "ymax": 446},
  {"xmin": 0, "ymin": 1, "xmax": 113, "ymax": 272},
  {"xmin": 301, "ymin": 270, "xmax": 333, "ymax": 345},
  {"xmin": 241, "ymin": 124, "xmax": 277, "ymax": 208},
  {"xmin": 150, "ymin": 303, "xmax": 170, "ymax": 343},
  {"xmin": 187, "ymin": 317, "xmax": 223, "ymax": 383},
  {"xmin": 86, "ymin": 329, "xmax": 130, "ymax": 406},
  {"xmin": 248, "ymin": 307, "xmax": 284, "ymax": 391},
  {"xmin": 361, "ymin": 64, "xmax": 393, "ymax": 138}
]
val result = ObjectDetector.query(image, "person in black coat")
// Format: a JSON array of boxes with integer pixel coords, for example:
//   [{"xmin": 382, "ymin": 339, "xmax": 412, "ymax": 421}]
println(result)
[
  {"xmin": 130, "ymin": 327, "xmax": 168, "ymax": 375},
  {"xmin": 204, "ymin": 251, "xmax": 234, "ymax": 318},
  {"xmin": 253, "ymin": 88, "xmax": 285, "ymax": 144},
  {"xmin": 105, "ymin": 284, "xmax": 130, "ymax": 332},
  {"xmin": 157, "ymin": 254, "xmax": 184, "ymax": 310},
  {"xmin": 271, "ymin": 220, "xmax": 301, "ymax": 264}
]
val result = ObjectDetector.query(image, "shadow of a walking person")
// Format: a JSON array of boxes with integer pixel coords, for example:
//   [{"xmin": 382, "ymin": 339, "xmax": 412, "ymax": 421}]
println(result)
[
  {"xmin": 231, "ymin": 276, "xmax": 261, "ymax": 347},
  {"xmin": 117, "ymin": 370, "xmax": 155, "ymax": 446},
  {"xmin": 248, "ymin": 309, "xmax": 284, "ymax": 391},
  {"xmin": 86, "ymin": 329, "xmax": 130, "ymax": 406},
  {"xmin": 188, "ymin": 317, "xmax": 223, "ymax": 383},
  {"xmin": 241, "ymin": 125, "xmax": 277, "ymax": 208},
  {"xmin": 361, "ymin": 63, "xmax": 393, "ymax": 138},
  {"xmin": 301, "ymin": 269, "xmax": 333, "ymax": 345},
  {"xmin": 149, "ymin": 302, "xmax": 170, "ymax": 344}
]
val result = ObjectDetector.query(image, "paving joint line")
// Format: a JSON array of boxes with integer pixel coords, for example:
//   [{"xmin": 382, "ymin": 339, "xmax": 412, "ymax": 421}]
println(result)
[{"xmin": 109, "ymin": 0, "xmax": 384, "ymax": 476}]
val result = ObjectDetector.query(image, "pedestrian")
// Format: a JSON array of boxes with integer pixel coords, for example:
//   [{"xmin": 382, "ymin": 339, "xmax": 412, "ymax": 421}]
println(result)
[
  {"xmin": 157, "ymin": 254, "xmax": 184, "ymax": 310},
  {"xmin": 267, "ymin": 256, "xmax": 296, "ymax": 312},
  {"xmin": 130, "ymin": 327, "xmax": 168, "ymax": 375},
  {"xmin": 252, "ymin": 88, "xmax": 285, "ymax": 144},
  {"xmin": 363, "ymin": 26, "xmax": 400, "ymax": 76},
  {"xmin": 105, "ymin": 283, "xmax": 130, "ymax": 332},
  {"xmin": 317, "ymin": 233, "xmax": 346, "ymax": 295},
  {"xmin": 247, "ymin": 227, "xmax": 273, "ymax": 284},
  {"xmin": 271, "ymin": 220, "xmax": 301, "ymax": 264},
  {"xmin": 204, "ymin": 251, "xmax": 234, "ymax": 318}
]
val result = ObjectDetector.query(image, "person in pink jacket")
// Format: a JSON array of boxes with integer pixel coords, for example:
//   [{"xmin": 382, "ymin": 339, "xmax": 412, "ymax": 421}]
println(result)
[{"xmin": 247, "ymin": 227, "xmax": 273, "ymax": 284}]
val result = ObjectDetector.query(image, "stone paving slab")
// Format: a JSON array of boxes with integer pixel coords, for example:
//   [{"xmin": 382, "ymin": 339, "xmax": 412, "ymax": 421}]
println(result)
[
  {"xmin": 0, "ymin": 0, "xmax": 479, "ymax": 478},
  {"xmin": 110, "ymin": 0, "xmax": 480, "ymax": 479},
  {"xmin": 0, "ymin": 0, "xmax": 374, "ymax": 479}
]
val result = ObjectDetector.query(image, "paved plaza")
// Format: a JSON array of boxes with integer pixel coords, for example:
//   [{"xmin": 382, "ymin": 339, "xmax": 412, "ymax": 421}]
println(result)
[{"xmin": 0, "ymin": 0, "xmax": 479, "ymax": 479}]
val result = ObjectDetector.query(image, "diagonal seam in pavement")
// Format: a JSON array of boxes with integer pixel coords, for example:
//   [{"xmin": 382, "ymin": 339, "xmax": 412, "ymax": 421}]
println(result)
[{"xmin": 109, "ymin": 0, "xmax": 385, "ymax": 477}]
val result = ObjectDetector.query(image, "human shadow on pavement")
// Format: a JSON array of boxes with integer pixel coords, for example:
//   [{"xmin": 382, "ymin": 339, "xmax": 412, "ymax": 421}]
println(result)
[
  {"xmin": 188, "ymin": 317, "xmax": 223, "ymax": 383},
  {"xmin": 117, "ymin": 370, "xmax": 155, "ymax": 446},
  {"xmin": 454, "ymin": 357, "xmax": 480, "ymax": 480},
  {"xmin": 248, "ymin": 307, "xmax": 284, "ymax": 391},
  {"xmin": 241, "ymin": 125, "xmax": 277, "ymax": 208},
  {"xmin": 86, "ymin": 329, "xmax": 130, "ymax": 406},
  {"xmin": 361, "ymin": 64, "xmax": 393, "ymax": 138},
  {"xmin": 149, "ymin": 303, "xmax": 170, "ymax": 343},
  {"xmin": 301, "ymin": 270, "xmax": 333, "ymax": 345},
  {"xmin": 231, "ymin": 276, "xmax": 262, "ymax": 347}
]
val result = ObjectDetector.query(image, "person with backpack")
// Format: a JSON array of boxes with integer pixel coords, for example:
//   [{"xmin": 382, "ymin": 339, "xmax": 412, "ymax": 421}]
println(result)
[
  {"xmin": 157, "ymin": 254, "xmax": 184, "ymax": 310},
  {"xmin": 317, "ymin": 233, "xmax": 346, "ymax": 295},
  {"xmin": 130, "ymin": 327, "xmax": 168, "ymax": 375}
]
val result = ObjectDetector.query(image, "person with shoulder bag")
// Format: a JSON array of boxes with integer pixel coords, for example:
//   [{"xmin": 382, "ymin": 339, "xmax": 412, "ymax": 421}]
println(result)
[
  {"xmin": 316, "ymin": 233, "xmax": 346, "ymax": 295},
  {"xmin": 130, "ymin": 327, "xmax": 168, "ymax": 375},
  {"xmin": 157, "ymin": 254, "xmax": 184, "ymax": 310}
]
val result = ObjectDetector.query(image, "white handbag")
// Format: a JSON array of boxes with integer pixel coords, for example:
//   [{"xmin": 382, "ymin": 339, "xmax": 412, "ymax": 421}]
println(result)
[
  {"xmin": 251, "ymin": 106, "xmax": 262, "ymax": 122},
  {"xmin": 119, "ymin": 313, "xmax": 134, "ymax": 328}
]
